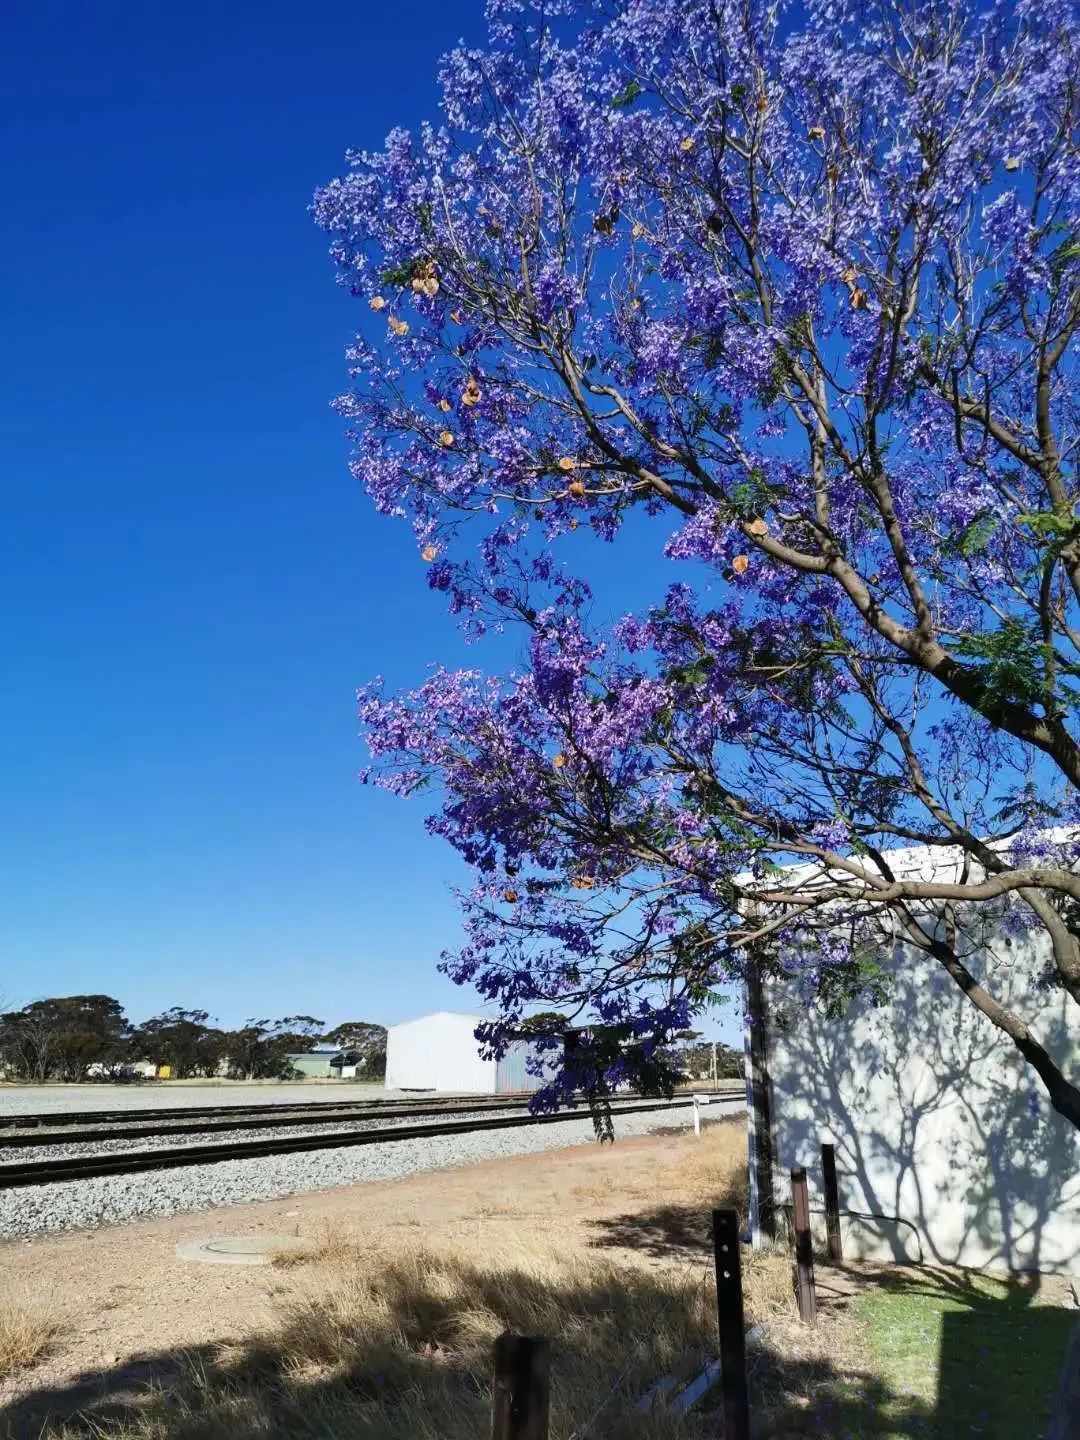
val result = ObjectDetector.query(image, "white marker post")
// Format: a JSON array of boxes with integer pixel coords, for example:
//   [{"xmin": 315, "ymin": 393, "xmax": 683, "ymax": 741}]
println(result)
[{"xmin": 692, "ymin": 1092, "xmax": 710, "ymax": 1135}]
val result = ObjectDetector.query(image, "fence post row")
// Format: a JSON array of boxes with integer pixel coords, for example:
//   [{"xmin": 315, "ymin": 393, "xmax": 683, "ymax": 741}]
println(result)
[
  {"xmin": 790, "ymin": 1166, "xmax": 817, "ymax": 1325},
  {"xmin": 491, "ymin": 1333, "xmax": 550, "ymax": 1440},
  {"xmin": 712, "ymin": 1208, "xmax": 751, "ymax": 1440},
  {"xmin": 821, "ymin": 1142, "xmax": 844, "ymax": 1262}
]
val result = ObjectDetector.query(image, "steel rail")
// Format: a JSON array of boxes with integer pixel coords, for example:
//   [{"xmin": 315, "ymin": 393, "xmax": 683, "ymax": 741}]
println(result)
[
  {"xmin": 1, "ymin": 1084, "xmax": 744, "ymax": 1135},
  {"xmin": 0, "ymin": 1092, "xmax": 490, "ymax": 1131},
  {"xmin": 0, "ymin": 1096, "xmax": 556, "ymax": 1149},
  {"xmin": 0, "ymin": 1096, "xmax": 743, "ymax": 1189}
]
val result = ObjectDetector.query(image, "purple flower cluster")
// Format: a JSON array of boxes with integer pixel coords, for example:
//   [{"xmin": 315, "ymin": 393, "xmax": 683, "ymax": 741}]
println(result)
[{"xmin": 316, "ymin": 0, "xmax": 1080, "ymax": 1102}]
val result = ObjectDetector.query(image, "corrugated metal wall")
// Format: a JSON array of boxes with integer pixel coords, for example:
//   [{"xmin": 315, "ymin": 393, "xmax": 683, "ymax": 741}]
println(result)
[{"xmin": 494, "ymin": 1040, "xmax": 549, "ymax": 1094}]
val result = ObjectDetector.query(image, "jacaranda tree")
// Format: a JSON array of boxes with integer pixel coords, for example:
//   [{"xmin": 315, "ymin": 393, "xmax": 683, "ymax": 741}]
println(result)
[{"xmin": 314, "ymin": 0, "xmax": 1079, "ymax": 1120}]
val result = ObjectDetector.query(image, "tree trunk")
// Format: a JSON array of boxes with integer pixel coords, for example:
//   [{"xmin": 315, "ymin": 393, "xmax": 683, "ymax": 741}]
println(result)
[{"xmin": 745, "ymin": 955, "xmax": 778, "ymax": 1241}]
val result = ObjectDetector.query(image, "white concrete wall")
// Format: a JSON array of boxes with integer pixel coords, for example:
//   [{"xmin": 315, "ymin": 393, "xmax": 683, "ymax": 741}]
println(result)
[
  {"xmin": 385, "ymin": 1012, "xmax": 496, "ymax": 1093},
  {"xmin": 764, "ymin": 920, "xmax": 1080, "ymax": 1274}
]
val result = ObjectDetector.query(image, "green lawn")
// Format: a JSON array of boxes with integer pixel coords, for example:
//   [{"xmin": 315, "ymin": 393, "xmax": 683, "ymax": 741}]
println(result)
[{"xmin": 775, "ymin": 1267, "xmax": 1075, "ymax": 1439}]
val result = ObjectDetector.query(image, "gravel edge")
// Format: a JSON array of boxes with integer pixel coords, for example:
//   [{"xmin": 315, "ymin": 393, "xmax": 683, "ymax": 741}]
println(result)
[{"xmin": 0, "ymin": 1104, "xmax": 741, "ymax": 1240}]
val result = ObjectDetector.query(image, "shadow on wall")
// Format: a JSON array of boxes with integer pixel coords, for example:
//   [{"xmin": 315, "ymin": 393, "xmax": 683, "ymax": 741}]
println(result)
[{"xmin": 767, "ymin": 921, "xmax": 1080, "ymax": 1273}]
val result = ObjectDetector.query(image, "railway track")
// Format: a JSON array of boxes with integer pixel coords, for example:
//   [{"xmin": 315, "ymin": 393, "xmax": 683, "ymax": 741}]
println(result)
[
  {"xmin": 0, "ymin": 1095, "xmax": 744, "ymax": 1189},
  {"xmin": 0, "ymin": 1091, "xmax": 509, "ymax": 1131},
  {"xmin": 0, "ymin": 1094, "xmax": 566, "ymax": 1149}
]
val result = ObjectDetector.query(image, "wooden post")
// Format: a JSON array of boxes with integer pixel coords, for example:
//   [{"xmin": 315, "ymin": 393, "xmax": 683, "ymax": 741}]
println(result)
[
  {"xmin": 821, "ymin": 1142, "xmax": 843, "ymax": 1261},
  {"xmin": 790, "ymin": 1167, "xmax": 817, "ymax": 1324},
  {"xmin": 712, "ymin": 1209, "xmax": 751, "ymax": 1440},
  {"xmin": 491, "ymin": 1333, "xmax": 550, "ymax": 1440}
]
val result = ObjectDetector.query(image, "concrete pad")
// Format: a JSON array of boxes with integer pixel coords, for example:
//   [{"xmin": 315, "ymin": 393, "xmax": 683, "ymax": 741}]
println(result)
[{"xmin": 175, "ymin": 1235, "xmax": 299, "ymax": 1266}]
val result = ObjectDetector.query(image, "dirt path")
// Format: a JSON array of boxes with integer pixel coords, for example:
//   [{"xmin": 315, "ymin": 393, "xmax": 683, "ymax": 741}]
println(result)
[{"xmin": 1, "ymin": 1120, "xmax": 745, "ymax": 1427}]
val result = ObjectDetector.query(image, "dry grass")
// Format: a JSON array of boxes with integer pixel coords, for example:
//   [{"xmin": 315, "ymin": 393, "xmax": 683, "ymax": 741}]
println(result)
[
  {"xmin": 12, "ymin": 1124, "xmax": 818, "ymax": 1439},
  {"xmin": 41, "ymin": 1237, "xmax": 737, "ymax": 1439},
  {"xmin": 0, "ymin": 1304, "xmax": 60, "ymax": 1382},
  {"xmin": 263, "ymin": 1209, "xmax": 794, "ymax": 1438},
  {"xmin": 5, "ymin": 1123, "xmax": 1052, "ymax": 1437}
]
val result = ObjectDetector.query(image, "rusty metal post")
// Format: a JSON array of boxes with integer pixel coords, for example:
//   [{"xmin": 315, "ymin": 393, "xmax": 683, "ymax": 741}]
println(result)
[
  {"xmin": 821, "ymin": 1143, "xmax": 843, "ymax": 1262},
  {"xmin": 712, "ymin": 1209, "xmax": 751, "ymax": 1440},
  {"xmin": 790, "ymin": 1167, "xmax": 817, "ymax": 1324},
  {"xmin": 491, "ymin": 1333, "xmax": 550, "ymax": 1440}
]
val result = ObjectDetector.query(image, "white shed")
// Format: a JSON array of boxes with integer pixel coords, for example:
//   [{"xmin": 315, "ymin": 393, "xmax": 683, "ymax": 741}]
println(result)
[
  {"xmin": 747, "ymin": 842, "xmax": 1080, "ymax": 1274},
  {"xmin": 385, "ymin": 1012, "xmax": 552, "ymax": 1094}
]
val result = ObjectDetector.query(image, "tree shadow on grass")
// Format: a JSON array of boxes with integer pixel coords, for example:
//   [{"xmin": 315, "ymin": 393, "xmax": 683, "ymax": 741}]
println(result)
[
  {"xmin": 589, "ymin": 1201, "xmax": 716, "ymax": 1260},
  {"xmin": 0, "ymin": 1248, "xmax": 709, "ymax": 1440},
  {"xmin": 0, "ymin": 1338, "xmax": 946, "ymax": 1440},
  {"xmin": 847, "ymin": 1263, "xmax": 1074, "ymax": 1440},
  {"xmin": 0, "ymin": 1243, "xmax": 968, "ymax": 1440},
  {"xmin": 587, "ymin": 1149, "xmax": 745, "ymax": 1262},
  {"xmin": 0, "ymin": 1244, "xmax": 1071, "ymax": 1434},
  {"xmin": 747, "ymin": 1346, "xmax": 936, "ymax": 1438}
]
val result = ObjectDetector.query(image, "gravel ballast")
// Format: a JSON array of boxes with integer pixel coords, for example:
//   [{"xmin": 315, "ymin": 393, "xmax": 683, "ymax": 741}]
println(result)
[{"xmin": 0, "ymin": 1102, "xmax": 740, "ymax": 1239}]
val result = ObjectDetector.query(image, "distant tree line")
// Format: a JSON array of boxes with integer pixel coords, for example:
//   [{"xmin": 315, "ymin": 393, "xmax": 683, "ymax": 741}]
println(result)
[
  {"xmin": 670, "ymin": 1031, "xmax": 743, "ymax": 1084},
  {"xmin": 515, "ymin": 1012, "xmax": 741, "ymax": 1087},
  {"xmin": 0, "ymin": 995, "xmax": 387, "ymax": 1083}
]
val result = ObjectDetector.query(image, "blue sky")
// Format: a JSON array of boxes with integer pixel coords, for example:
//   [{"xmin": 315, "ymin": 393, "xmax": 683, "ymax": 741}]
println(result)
[{"xmin": 0, "ymin": 0, "xmax": 741, "ymax": 1042}]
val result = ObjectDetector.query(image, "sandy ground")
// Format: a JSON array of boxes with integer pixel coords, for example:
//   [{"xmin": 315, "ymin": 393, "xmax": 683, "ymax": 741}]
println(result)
[{"xmin": 0, "ymin": 1118, "xmax": 746, "ymax": 1428}]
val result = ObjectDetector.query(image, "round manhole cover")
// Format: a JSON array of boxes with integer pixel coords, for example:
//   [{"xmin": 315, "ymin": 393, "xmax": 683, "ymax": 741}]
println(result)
[{"xmin": 175, "ymin": 1235, "xmax": 300, "ymax": 1266}]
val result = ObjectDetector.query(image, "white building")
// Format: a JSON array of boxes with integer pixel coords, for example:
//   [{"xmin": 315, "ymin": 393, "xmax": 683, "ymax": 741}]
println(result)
[
  {"xmin": 748, "ymin": 842, "xmax": 1080, "ymax": 1274},
  {"xmin": 385, "ymin": 1012, "xmax": 553, "ymax": 1094}
]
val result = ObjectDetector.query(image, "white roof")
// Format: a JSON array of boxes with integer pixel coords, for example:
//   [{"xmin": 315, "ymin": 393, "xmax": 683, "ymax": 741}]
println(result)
[
  {"xmin": 737, "ymin": 826, "xmax": 1077, "ymax": 896},
  {"xmin": 389, "ymin": 1011, "xmax": 484, "ymax": 1029}
]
